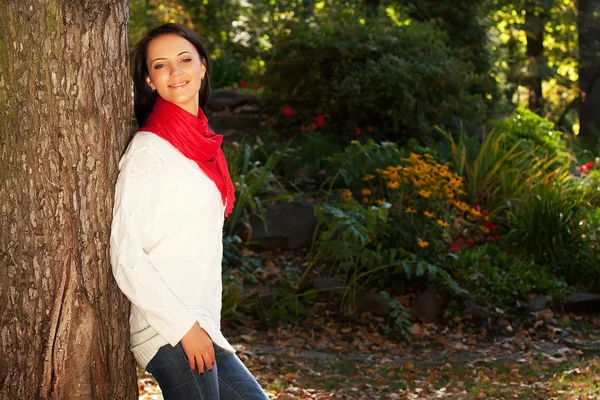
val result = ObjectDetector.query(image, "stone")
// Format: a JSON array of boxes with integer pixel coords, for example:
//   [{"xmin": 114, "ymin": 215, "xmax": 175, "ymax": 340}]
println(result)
[
  {"xmin": 207, "ymin": 89, "xmax": 253, "ymax": 111},
  {"xmin": 410, "ymin": 288, "xmax": 446, "ymax": 322},
  {"xmin": 565, "ymin": 292, "xmax": 600, "ymax": 314},
  {"xmin": 248, "ymin": 201, "xmax": 317, "ymax": 250},
  {"xmin": 528, "ymin": 294, "xmax": 552, "ymax": 312},
  {"xmin": 208, "ymin": 115, "xmax": 261, "ymax": 140},
  {"xmin": 311, "ymin": 278, "xmax": 345, "ymax": 301},
  {"xmin": 355, "ymin": 292, "xmax": 391, "ymax": 316},
  {"xmin": 461, "ymin": 305, "xmax": 491, "ymax": 320}
]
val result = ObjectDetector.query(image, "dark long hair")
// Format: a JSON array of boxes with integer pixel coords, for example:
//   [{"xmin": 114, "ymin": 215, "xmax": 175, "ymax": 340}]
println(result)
[{"xmin": 131, "ymin": 23, "xmax": 211, "ymax": 127}]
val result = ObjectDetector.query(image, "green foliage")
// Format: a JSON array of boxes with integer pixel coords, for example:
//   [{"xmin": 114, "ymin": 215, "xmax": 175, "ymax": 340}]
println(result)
[
  {"xmin": 311, "ymin": 199, "xmax": 466, "ymax": 306},
  {"xmin": 263, "ymin": 11, "xmax": 489, "ymax": 142},
  {"xmin": 397, "ymin": 0, "xmax": 498, "ymax": 105},
  {"xmin": 380, "ymin": 290, "xmax": 411, "ymax": 340},
  {"xmin": 222, "ymin": 234, "xmax": 243, "ymax": 268},
  {"xmin": 437, "ymin": 124, "xmax": 568, "ymax": 220},
  {"xmin": 487, "ymin": 0, "xmax": 579, "ymax": 125},
  {"xmin": 282, "ymin": 132, "xmax": 342, "ymax": 187},
  {"xmin": 326, "ymin": 139, "xmax": 426, "ymax": 189},
  {"xmin": 492, "ymin": 105, "xmax": 571, "ymax": 162},
  {"xmin": 210, "ymin": 51, "xmax": 249, "ymax": 89},
  {"xmin": 450, "ymin": 244, "xmax": 569, "ymax": 303},
  {"xmin": 221, "ymin": 268, "xmax": 248, "ymax": 326},
  {"xmin": 224, "ymin": 141, "xmax": 288, "ymax": 237},
  {"xmin": 505, "ymin": 178, "xmax": 599, "ymax": 283},
  {"xmin": 254, "ymin": 269, "xmax": 317, "ymax": 327}
]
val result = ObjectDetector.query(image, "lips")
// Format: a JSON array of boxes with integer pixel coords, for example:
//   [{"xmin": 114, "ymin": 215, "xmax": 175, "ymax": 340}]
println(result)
[{"xmin": 168, "ymin": 81, "xmax": 189, "ymax": 89}]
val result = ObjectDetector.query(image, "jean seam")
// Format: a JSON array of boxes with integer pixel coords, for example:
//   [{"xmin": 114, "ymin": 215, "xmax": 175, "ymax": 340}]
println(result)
[
  {"xmin": 184, "ymin": 364, "xmax": 207, "ymax": 400},
  {"xmin": 218, "ymin": 376, "xmax": 246, "ymax": 400},
  {"xmin": 175, "ymin": 343, "xmax": 208, "ymax": 400}
]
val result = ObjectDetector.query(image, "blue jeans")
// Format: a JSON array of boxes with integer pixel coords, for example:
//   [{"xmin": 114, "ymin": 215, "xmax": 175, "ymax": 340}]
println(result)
[{"xmin": 146, "ymin": 342, "xmax": 269, "ymax": 399}]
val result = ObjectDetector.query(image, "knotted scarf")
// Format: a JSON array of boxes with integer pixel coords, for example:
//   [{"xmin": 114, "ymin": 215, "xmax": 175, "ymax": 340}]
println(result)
[{"xmin": 141, "ymin": 96, "xmax": 235, "ymax": 216}]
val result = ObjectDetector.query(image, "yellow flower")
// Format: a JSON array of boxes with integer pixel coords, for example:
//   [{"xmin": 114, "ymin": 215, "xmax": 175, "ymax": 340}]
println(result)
[
  {"xmin": 363, "ymin": 174, "xmax": 375, "ymax": 181},
  {"xmin": 470, "ymin": 209, "xmax": 483, "ymax": 218},
  {"xmin": 479, "ymin": 226, "xmax": 490, "ymax": 233},
  {"xmin": 375, "ymin": 199, "xmax": 386, "ymax": 205},
  {"xmin": 418, "ymin": 189, "xmax": 432, "ymax": 198},
  {"xmin": 362, "ymin": 197, "xmax": 370, "ymax": 204},
  {"xmin": 424, "ymin": 211, "xmax": 435, "ymax": 218},
  {"xmin": 437, "ymin": 219, "xmax": 449, "ymax": 228},
  {"xmin": 417, "ymin": 238, "xmax": 429, "ymax": 248},
  {"xmin": 341, "ymin": 189, "xmax": 352, "ymax": 201},
  {"xmin": 404, "ymin": 207, "xmax": 417, "ymax": 213},
  {"xmin": 387, "ymin": 181, "xmax": 400, "ymax": 189},
  {"xmin": 362, "ymin": 188, "xmax": 372, "ymax": 196}
]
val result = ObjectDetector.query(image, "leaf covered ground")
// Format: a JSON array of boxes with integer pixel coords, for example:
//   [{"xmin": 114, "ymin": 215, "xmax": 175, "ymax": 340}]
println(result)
[{"xmin": 138, "ymin": 309, "xmax": 600, "ymax": 399}]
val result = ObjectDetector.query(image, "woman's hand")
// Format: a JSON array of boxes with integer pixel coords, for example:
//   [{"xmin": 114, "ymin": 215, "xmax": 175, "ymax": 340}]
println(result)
[{"xmin": 180, "ymin": 322, "xmax": 215, "ymax": 373}]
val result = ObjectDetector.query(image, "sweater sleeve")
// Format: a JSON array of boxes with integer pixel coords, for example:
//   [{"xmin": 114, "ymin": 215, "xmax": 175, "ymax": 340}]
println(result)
[{"xmin": 110, "ymin": 146, "xmax": 196, "ymax": 346}]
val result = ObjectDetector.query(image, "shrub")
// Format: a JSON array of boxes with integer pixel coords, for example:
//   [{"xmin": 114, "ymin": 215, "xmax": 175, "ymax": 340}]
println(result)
[
  {"xmin": 450, "ymin": 244, "xmax": 569, "ymax": 304},
  {"xmin": 262, "ymin": 11, "xmax": 488, "ymax": 142},
  {"xmin": 505, "ymin": 177, "xmax": 599, "ymax": 285},
  {"xmin": 437, "ymin": 126, "xmax": 568, "ymax": 220},
  {"xmin": 491, "ymin": 105, "xmax": 571, "ymax": 163}
]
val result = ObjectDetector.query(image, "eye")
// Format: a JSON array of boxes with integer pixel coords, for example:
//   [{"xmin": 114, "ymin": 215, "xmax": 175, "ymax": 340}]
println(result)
[
  {"xmin": 181, "ymin": 58, "xmax": 192, "ymax": 63},
  {"xmin": 154, "ymin": 63, "xmax": 165, "ymax": 70}
]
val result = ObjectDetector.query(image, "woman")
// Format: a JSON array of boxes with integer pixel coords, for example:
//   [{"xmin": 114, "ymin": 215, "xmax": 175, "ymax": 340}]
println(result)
[{"xmin": 110, "ymin": 23, "xmax": 268, "ymax": 399}]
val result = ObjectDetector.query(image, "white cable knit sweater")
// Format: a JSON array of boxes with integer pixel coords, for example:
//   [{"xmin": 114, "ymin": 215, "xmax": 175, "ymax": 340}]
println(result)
[{"xmin": 110, "ymin": 131, "xmax": 236, "ymax": 368}]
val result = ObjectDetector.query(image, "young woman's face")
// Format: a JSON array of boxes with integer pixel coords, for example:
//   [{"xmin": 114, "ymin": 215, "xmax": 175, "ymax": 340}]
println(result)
[{"xmin": 145, "ymin": 34, "xmax": 206, "ymax": 116}]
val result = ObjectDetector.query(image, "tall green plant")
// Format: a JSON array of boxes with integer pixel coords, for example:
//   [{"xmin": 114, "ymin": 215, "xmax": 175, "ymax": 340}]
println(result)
[
  {"xmin": 505, "ymin": 178, "xmax": 594, "ymax": 267},
  {"xmin": 224, "ymin": 141, "xmax": 288, "ymax": 236},
  {"xmin": 437, "ymin": 126, "xmax": 566, "ymax": 219}
]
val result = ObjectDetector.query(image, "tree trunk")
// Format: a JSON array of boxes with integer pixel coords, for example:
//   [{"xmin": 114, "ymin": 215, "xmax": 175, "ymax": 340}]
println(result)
[
  {"xmin": 578, "ymin": 0, "xmax": 600, "ymax": 142},
  {"xmin": 524, "ymin": 1, "xmax": 547, "ymax": 114},
  {"xmin": 0, "ymin": 1, "xmax": 136, "ymax": 399}
]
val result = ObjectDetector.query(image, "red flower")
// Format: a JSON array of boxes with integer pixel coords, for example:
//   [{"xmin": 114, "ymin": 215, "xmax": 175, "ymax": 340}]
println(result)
[
  {"xmin": 494, "ymin": 234, "xmax": 501, "ymax": 240},
  {"xmin": 313, "ymin": 114, "xmax": 326, "ymax": 127},
  {"xmin": 484, "ymin": 221, "xmax": 496, "ymax": 231},
  {"xmin": 354, "ymin": 127, "xmax": 362, "ymax": 136},
  {"xmin": 239, "ymin": 80, "xmax": 248, "ymax": 88},
  {"xmin": 367, "ymin": 126, "xmax": 373, "ymax": 133},
  {"xmin": 281, "ymin": 106, "xmax": 295, "ymax": 117},
  {"xmin": 467, "ymin": 238, "xmax": 475, "ymax": 248},
  {"xmin": 450, "ymin": 242, "xmax": 461, "ymax": 253},
  {"xmin": 578, "ymin": 162, "xmax": 594, "ymax": 173},
  {"xmin": 300, "ymin": 124, "xmax": 306, "ymax": 134},
  {"xmin": 310, "ymin": 122, "xmax": 318, "ymax": 130}
]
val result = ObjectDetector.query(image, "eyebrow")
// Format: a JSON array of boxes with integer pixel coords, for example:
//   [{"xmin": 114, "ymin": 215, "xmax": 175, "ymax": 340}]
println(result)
[{"xmin": 151, "ymin": 51, "xmax": 193, "ymax": 64}]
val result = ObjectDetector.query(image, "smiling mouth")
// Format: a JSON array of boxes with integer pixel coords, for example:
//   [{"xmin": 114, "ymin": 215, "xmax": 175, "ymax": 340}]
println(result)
[{"xmin": 169, "ymin": 81, "xmax": 189, "ymax": 88}]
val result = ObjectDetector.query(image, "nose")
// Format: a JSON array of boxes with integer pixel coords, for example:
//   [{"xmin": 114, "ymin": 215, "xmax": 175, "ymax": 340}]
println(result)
[{"xmin": 170, "ymin": 64, "xmax": 183, "ymax": 76}]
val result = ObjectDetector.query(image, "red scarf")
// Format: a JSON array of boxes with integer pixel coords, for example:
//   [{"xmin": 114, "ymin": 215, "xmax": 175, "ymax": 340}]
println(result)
[{"xmin": 141, "ymin": 97, "xmax": 235, "ymax": 216}]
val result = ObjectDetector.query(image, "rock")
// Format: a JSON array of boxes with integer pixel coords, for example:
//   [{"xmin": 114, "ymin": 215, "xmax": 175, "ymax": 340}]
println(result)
[
  {"xmin": 565, "ymin": 292, "xmax": 600, "ymax": 314},
  {"xmin": 410, "ymin": 288, "xmax": 446, "ymax": 322},
  {"xmin": 207, "ymin": 89, "xmax": 253, "ymax": 111},
  {"xmin": 311, "ymin": 278, "xmax": 345, "ymax": 302},
  {"xmin": 248, "ymin": 201, "xmax": 317, "ymax": 250},
  {"xmin": 462, "ymin": 305, "xmax": 491, "ymax": 320},
  {"xmin": 355, "ymin": 292, "xmax": 391, "ymax": 316},
  {"xmin": 208, "ymin": 115, "xmax": 261, "ymax": 140},
  {"xmin": 528, "ymin": 294, "xmax": 552, "ymax": 312}
]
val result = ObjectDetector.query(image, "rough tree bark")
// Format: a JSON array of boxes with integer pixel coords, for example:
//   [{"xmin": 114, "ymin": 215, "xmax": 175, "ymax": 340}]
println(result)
[
  {"xmin": 578, "ymin": 0, "xmax": 600, "ymax": 142},
  {"xmin": 0, "ymin": 1, "xmax": 136, "ymax": 399}
]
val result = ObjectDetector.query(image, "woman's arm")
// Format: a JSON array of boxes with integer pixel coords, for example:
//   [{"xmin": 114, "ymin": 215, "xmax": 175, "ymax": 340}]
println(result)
[{"xmin": 110, "ymin": 148, "xmax": 197, "ymax": 347}]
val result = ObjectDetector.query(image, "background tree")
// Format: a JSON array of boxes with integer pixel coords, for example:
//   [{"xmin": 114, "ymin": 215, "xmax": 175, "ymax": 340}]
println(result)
[
  {"xmin": 578, "ymin": 0, "xmax": 600, "ymax": 143},
  {"xmin": 0, "ymin": 1, "xmax": 135, "ymax": 399}
]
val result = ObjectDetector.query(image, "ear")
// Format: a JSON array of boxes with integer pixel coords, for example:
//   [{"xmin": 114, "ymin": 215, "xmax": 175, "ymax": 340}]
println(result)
[
  {"xmin": 200, "ymin": 59, "xmax": 207, "ymax": 80},
  {"xmin": 145, "ymin": 75, "xmax": 155, "ymax": 91}
]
